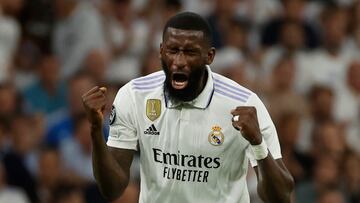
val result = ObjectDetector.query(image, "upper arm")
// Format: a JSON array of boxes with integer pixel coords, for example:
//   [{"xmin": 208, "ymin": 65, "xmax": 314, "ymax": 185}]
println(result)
[
  {"xmin": 107, "ymin": 84, "xmax": 139, "ymax": 150},
  {"xmin": 108, "ymin": 147, "xmax": 136, "ymax": 179}
]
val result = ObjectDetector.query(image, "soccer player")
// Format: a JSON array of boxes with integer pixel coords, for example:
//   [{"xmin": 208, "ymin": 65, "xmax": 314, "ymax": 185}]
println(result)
[{"xmin": 82, "ymin": 12, "xmax": 294, "ymax": 203}]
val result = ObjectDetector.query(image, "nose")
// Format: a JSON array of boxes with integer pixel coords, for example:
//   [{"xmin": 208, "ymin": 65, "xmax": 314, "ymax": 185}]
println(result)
[{"xmin": 173, "ymin": 52, "xmax": 186, "ymax": 70}]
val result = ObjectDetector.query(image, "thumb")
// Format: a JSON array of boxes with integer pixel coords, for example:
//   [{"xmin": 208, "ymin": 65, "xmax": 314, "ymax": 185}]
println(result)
[{"xmin": 99, "ymin": 87, "xmax": 107, "ymax": 114}]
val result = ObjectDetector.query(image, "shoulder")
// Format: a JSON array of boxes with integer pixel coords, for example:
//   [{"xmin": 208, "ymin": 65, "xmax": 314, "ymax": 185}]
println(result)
[
  {"xmin": 129, "ymin": 71, "xmax": 165, "ymax": 92},
  {"xmin": 212, "ymin": 72, "xmax": 254, "ymax": 103},
  {"xmin": 113, "ymin": 71, "xmax": 165, "ymax": 102}
]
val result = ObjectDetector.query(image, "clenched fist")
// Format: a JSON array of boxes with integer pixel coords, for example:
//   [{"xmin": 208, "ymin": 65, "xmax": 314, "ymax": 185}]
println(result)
[
  {"xmin": 82, "ymin": 86, "xmax": 107, "ymax": 127},
  {"xmin": 231, "ymin": 106, "xmax": 262, "ymax": 145}
]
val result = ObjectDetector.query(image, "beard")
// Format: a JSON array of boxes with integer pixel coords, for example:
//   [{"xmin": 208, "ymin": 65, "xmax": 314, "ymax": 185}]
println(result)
[{"xmin": 162, "ymin": 60, "xmax": 207, "ymax": 102}]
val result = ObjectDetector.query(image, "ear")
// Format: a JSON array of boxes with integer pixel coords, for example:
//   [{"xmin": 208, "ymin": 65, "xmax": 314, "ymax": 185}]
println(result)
[{"xmin": 206, "ymin": 47, "xmax": 216, "ymax": 65}]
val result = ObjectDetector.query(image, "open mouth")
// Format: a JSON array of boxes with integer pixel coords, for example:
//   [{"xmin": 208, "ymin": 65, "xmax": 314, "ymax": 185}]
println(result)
[{"xmin": 171, "ymin": 72, "xmax": 189, "ymax": 90}]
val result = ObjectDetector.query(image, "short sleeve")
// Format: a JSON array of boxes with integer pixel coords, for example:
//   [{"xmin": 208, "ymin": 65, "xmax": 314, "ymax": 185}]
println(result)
[
  {"xmin": 106, "ymin": 84, "xmax": 138, "ymax": 150},
  {"xmin": 245, "ymin": 94, "xmax": 282, "ymax": 167}
]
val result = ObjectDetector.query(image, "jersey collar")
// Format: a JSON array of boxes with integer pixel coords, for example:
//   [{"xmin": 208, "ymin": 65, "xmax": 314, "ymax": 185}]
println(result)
[{"xmin": 164, "ymin": 65, "xmax": 214, "ymax": 109}]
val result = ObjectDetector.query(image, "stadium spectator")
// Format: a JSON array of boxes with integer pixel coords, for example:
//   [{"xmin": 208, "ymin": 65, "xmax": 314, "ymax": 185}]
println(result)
[
  {"xmin": 297, "ymin": 85, "xmax": 335, "ymax": 153},
  {"xmin": 59, "ymin": 114, "xmax": 107, "ymax": 203},
  {"xmin": 59, "ymin": 114, "xmax": 93, "ymax": 183},
  {"xmin": 37, "ymin": 146, "xmax": 62, "ymax": 203},
  {"xmin": 46, "ymin": 73, "xmax": 95, "ymax": 147},
  {"xmin": 297, "ymin": 4, "xmax": 351, "ymax": 92},
  {"xmin": 276, "ymin": 112, "xmax": 313, "ymax": 183},
  {"xmin": 0, "ymin": 83, "xmax": 20, "ymax": 127},
  {"xmin": 334, "ymin": 60, "xmax": 360, "ymax": 154},
  {"xmin": 53, "ymin": 0, "xmax": 106, "ymax": 78},
  {"xmin": 2, "ymin": 114, "xmax": 40, "ymax": 202},
  {"xmin": 296, "ymin": 156, "xmax": 342, "ymax": 203},
  {"xmin": 261, "ymin": 19, "xmax": 307, "ymax": 78},
  {"xmin": 262, "ymin": 55, "xmax": 308, "ymax": 123},
  {"xmin": 0, "ymin": 162, "xmax": 30, "ymax": 203},
  {"xmin": 310, "ymin": 121, "xmax": 347, "ymax": 163},
  {"xmin": 0, "ymin": 0, "xmax": 23, "ymax": 82},
  {"xmin": 51, "ymin": 183, "xmax": 85, "ymax": 203},
  {"xmin": 261, "ymin": 0, "xmax": 319, "ymax": 49},
  {"xmin": 207, "ymin": 0, "xmax": 240, "ymax": 48},
  {"xmin": 315, "ymin": 187, "xmax": 347, "ymax": 203},
  {"xmin": 147, "ymin": 0, "xmax": 183, "ymax": 50},
  {"xmin": 342, "ymin": 151, "xmax": 360, "ymax": 203},
  {"xmin": 22, "ymin": 54, "xmax": 67, "ymax": 115},
  {"xmin": 83, "ymin": 49, "xmax": 109, "ymax": 86},
  {"xmin": 18, "ymin": 0, "xmax": 55, "ymax": 52},
  {"xmin": 104, "ymin": 0, "xmax": 150, "ymax": 83}
]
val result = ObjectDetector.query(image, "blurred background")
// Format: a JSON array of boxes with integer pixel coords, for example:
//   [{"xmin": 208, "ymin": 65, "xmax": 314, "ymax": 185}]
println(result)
[{"xmin": 0, "ymin": 0, "xmax": 360, "ymax": 202}]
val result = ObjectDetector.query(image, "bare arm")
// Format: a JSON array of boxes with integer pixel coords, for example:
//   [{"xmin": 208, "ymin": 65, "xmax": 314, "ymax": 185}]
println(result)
[
  {"xmin": 231, "ymin": 107, "xmax": 294, "ymax": 203},
  {"xmin": 82, "ymin": 86, "xmax": 135, "ymax": 201},
  {"xmin": 254, "ymin": 156, "xmax": 294, "ymax": 203}
]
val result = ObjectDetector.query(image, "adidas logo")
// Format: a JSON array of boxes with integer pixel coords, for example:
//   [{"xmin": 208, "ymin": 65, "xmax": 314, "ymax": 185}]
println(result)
[{"xmin": 144, "ymin": 124, "xmax": 160, "ymax": 135}]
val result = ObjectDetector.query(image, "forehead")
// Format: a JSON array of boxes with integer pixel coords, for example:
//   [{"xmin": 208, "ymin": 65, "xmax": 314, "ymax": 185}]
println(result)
[{"xmin": 163, "ymin": 27, "xmax": 206, "ymax": 46}]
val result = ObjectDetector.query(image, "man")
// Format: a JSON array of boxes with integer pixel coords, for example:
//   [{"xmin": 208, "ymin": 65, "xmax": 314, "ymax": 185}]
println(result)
[
  {"xmin": 53, "ymin": 0, "xmax": 106, "ymax": 78},
  {"xmin": 82, "ymin": 12, "xmax": 294, "ymax": 203}
]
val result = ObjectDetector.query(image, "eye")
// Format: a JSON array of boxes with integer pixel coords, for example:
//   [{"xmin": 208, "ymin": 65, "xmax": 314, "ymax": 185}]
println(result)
[
  {"xmin": 167, "ymin": 48, "xmax": 178, "ymax": 54},
  {"xmin": 185, "ymin": 49, "xmax": 199, "ymax": 56}
]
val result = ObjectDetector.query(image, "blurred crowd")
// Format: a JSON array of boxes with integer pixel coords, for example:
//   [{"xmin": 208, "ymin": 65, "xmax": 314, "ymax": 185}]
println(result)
[{"xmin": 0, "ymin": 0, "xmax": 360, "ymax": 202}]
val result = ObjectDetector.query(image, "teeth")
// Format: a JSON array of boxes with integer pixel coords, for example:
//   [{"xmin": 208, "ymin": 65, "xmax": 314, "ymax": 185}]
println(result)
[
  {"xmin": 175, "ymin": 81, "xmax": 185, "ymax": 85},
  {"xmin": 172, "ymin": 80, "xmax": 188, "ymax": 89}
]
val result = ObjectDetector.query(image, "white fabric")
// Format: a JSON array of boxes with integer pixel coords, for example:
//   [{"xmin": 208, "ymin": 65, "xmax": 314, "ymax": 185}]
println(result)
[
  {"xmin": 250, "ymin": 139, "xmax": 269, "ymax": 160},
  {"xmin": 107, "ymin": 67, "xmax": 281, "ymax": 203},
  {"xmin": 0, "ymin": 187, "xmax": 30, "ymax": 203},
  {"xmin": 105, "ymin": 19, "xmax": 149, "ymax": 83},
  {"xmin": 53, "ymin": 2, "xmax": 106, "ymax": 78},
  {"xmin": 296, "ymin": 49, "xmax": 353, "ymax": 93},
  {"xmin": 0, "ymin": 14, "xmax": 20, "ymax": 82}
]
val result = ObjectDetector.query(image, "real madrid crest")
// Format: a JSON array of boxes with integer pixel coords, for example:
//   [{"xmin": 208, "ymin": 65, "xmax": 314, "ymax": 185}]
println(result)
[
  {"xmin": 208, "ymin": 125, "xmax": 224, "ymax": 146},
  {"xmin": 146, "ymin": 99, "xmax": 161, "ymax": 121}
]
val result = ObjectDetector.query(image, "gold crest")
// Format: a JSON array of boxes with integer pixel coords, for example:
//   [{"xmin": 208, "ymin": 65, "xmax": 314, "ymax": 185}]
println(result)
[
  {"xmin": 146, "ymin": 99, "xmax": 161, "ymax": 121},
  {"xmin": 208, "ymin": 125, "xmax": 224, "ymax": 146}
]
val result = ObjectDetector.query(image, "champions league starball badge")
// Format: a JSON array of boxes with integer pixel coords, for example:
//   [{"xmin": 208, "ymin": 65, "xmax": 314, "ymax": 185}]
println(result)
[
  {"xmin": 208, "ymin": 125, "xmax": 224, "ymax": 146},
  {"xmin": 109, "ymin": 105, "xmax": 116, "ymax": 125},
  {"xmin": 146, "ymin": 99, "xmax": 161, "ymax": 121}
]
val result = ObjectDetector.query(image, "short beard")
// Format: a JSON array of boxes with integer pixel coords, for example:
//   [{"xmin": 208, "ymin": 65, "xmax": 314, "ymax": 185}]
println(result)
[{"xmin": 162, "ymin": 60, "xmax": 207, "ymax": 102}]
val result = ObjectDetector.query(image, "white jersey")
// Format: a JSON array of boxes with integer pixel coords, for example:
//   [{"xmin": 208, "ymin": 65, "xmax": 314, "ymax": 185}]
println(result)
[{"xmin": 107, "ymin": 66, "xmax": 282, "ymax": 203}]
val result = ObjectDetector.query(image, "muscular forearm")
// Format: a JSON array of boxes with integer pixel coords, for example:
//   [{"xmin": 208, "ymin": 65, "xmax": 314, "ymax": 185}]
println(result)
[
  {"xmin": 256, "ymin": 152, "xmax": 294, "ymax": 203},
  {"xmin": 91, "ymin": 125, "xmax": 129, "ymax": 200}
]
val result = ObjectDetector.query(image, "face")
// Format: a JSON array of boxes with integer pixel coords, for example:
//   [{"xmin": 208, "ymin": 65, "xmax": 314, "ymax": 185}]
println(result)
[
  {"xmin": 39, "ymin": 56, "xmax": 59, "ymax": 85},
  {"xmin": 39, "ymin": 150, "xmax": 60, "ymax": 187},
  {"xmin": 283, "ymin": 0, "xmax": 305, "ymax": 20},
  {"xmin": 280, "ymin": 22, "xmax": 304, "ymax": 50},
  {"xmin": 347, "ymin": 61, "xmax": 360, "ymax": 92},
  {"xmin": 273, "ymin": 58, "xmax": 296, "ymax": 90},
  {"xmin": 84, "ymin": 50, "xmax": 108, "ymax": 82},
  {"xmin": 311, "ymin": 89, "xmax": 333, "ymax": 120},
  {"xmin": 323, "ymin": 10, "xmax": 348, "ymax": 49},
  {"xmin": 160, "ymin": 28, "xmax": 215, "ymax": 101},
  {"xmin": 0, "ymin": 86, "xmax": 16, "ymax": 115},
  {"xmin": 314, "ymin": 157, "xmax": 339, "ymax": 186}
]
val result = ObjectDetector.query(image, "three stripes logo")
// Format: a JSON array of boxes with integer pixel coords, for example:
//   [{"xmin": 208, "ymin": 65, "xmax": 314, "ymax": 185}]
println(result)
[{"xmin": 144, "ymin": 124, "xmax": 160, "ymax": 135}]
